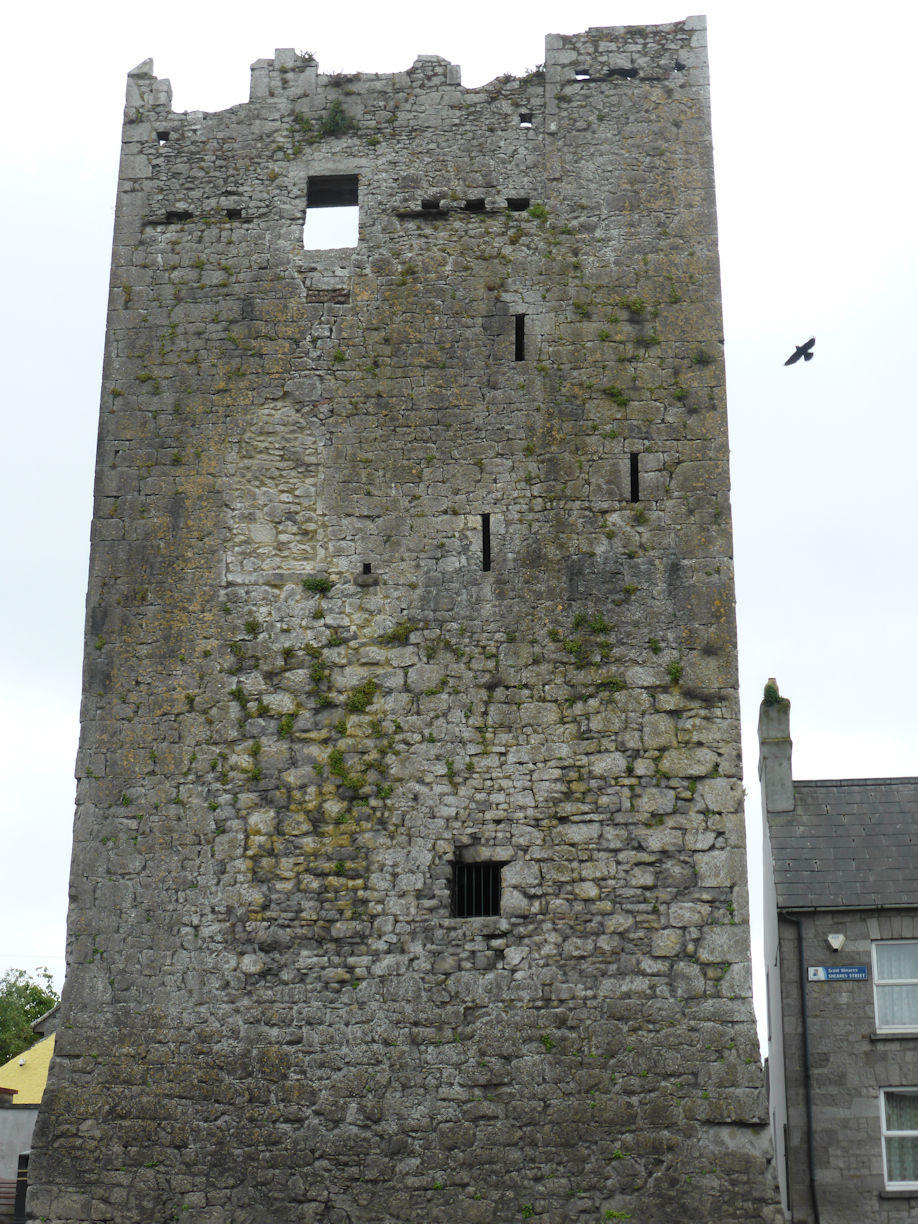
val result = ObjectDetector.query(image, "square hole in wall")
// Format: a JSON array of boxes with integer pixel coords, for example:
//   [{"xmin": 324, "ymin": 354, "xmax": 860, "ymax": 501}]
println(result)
[
  {"xmin": 303, "ymin": 174, "xmax": 359, "ymax": 249},
  {"xmin": 452, "ymin": 861, "xmax": 502, "ymax": 917}
]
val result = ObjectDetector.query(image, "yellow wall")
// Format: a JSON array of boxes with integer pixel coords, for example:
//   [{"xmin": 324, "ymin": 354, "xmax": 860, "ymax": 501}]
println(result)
[{"xmin": 0, "ymin": 1034, "xmax": 55, "ymax": 1105}]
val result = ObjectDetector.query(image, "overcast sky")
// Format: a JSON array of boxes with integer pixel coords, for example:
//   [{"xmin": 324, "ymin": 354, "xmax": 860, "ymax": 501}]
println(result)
[{"xmin": 2, "ymin": 0, "xmax": 916, "ymax": 1032}]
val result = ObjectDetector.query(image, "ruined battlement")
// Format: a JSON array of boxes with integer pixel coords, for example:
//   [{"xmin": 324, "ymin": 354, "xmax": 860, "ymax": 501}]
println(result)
[
  {"xmin": 124, "ymin": 18, "xmax": 710, "ymax": 116},
  {"xmin": 29, "ymin": 18, "xmax": 782, "ymax": 1224}
]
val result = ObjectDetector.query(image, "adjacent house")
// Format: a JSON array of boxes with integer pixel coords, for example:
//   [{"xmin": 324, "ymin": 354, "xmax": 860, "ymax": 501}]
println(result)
[
  {"xmin": 760, "ymin": 680, "xmax": 918, "ymax": 1223},
  {"xmin": 0, "ymin": 1009, "xmax": 58, "ymax": 1218}
]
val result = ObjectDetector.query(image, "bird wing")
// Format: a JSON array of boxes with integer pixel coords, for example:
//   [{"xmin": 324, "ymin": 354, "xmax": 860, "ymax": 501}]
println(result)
[{"xmin": 785, "ymin": 337, "xmax": 815, "ymax": 366}]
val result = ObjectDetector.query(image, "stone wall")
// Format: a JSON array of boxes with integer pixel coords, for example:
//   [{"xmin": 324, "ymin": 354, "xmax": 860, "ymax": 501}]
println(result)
[
  {"xmin": 779, "ymin": 911, "xmax": 918, "ymax": 1223},
  {"xmin": 29, "ymin": 18, "xmax": 782, "ymax": 1223}
]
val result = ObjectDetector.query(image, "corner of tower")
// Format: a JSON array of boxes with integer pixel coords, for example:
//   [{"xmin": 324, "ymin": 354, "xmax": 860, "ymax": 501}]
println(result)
[{"xmin": 125, "ymin": 58, "xmax": 173, "ymax": 115}]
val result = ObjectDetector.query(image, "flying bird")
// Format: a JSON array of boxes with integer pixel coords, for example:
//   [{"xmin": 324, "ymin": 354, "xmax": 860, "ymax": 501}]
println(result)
[{"xmin": 785, "ymin": 337, "xmax": 815, "ymax": 366}]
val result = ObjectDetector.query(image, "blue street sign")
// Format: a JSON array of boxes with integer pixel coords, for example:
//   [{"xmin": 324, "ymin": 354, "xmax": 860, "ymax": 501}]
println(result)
[{"xmin": 807, "ymin": 965, "xmax": 868, "ymax": 982}]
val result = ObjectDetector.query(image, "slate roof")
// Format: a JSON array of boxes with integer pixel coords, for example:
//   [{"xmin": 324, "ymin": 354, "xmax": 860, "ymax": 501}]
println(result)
[{"xmin": 769, "ymin": 778, "xmax": 918, "ymax": 909}]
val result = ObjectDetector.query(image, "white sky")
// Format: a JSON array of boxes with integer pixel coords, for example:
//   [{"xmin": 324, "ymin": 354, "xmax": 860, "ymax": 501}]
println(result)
[{"xmin": 2, "ymin": 0, "xmax": 916, "ymax": 1039}]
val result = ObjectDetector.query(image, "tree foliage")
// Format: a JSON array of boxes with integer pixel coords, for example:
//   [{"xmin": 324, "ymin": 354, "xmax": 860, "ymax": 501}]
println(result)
[{"xmin": 0, "ymin": 968, "xmax": 60, "ymax": 1064}]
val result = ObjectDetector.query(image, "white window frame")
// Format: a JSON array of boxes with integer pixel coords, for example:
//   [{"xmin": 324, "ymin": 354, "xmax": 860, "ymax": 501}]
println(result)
[
  {"xmin": 873, "ymin": 940, "xmax": 918, "ymax": 1032},
  {"xmin": 880, "ymin": 1089, "xmax": 918, "ymax": 1190}
]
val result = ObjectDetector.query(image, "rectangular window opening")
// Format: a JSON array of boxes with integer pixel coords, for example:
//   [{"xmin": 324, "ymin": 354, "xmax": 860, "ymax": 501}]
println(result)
[
  {"xmin": 514, "ymin": 314, "xmax": 526, "ymax": 362},
  {"xmin": 164, "ymin": 210, "xmax": 193, "ymax": 224},
  {"xmin": 225, "ymin": 208, "xmax": 243, "ymax": 221},
  {"xmin": 421, "ymin": 197, "xmax": 441, "ymax": 211},
  {"xmin": 518, "ymin": 113, "xmax": 533, "ymax": 129},
  {"xmin": 303, "ymin": 174, "xmax": 359, "ymax": 250},
  {"xmin": 630, "ymin": 452, "xmax": 640, "ymax": 502},
  {"xmin": 481, "ymin": 513, "xmax": 491, "ymax": 572},
  {"xmin": 464, "ymin": 198, "xmax": 486, "ymax": 212},
  {"xmin": 575, "ymin": 70, "xmax": 591, "ymax": 81},
  {"xmin": 362, "ymin": 562, "xmax": 372, "ymax": 575},
  {"xmin": 156, "ymin": 131, "xmax": 170, "ymax": 146},
  {"xmin": 506, "ymin": 197, "xmax": 530, "ymax": 212},
  {"xmin": 452, "ymin": 861, "xmax": 502, "ymax": 917},
  {"xmin": 874, "ymin": 941, "xmax": 918, "ymax": 1031},
  {"xmin": 881, "ymin": 1089, "xmax": 918, "ymax": 1189}
]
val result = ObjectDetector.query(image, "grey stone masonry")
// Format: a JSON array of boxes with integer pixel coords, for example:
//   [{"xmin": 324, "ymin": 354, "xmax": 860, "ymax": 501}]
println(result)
[
  {"xmin": 28, "ymin": 18, "xmax": 782, "ymax": 1224},
  {"xmin": 776, "ymin": 908, "xmax": 918, "ymax": 1224},
  {"xmin": 762, "ymin": 683, "xmax": 918, "ymax": 1222}
]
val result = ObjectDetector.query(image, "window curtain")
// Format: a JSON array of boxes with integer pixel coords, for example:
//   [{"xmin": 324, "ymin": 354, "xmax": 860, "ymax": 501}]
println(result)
[
  {"xmin": 876, "ymin": 984, "xmax": 918, "ymax": 1027},
  {"xmin": 885, "ymin": 1093, "xmax": 918, "ymax": 1183},
  {"xmin": 877, "ymin": 943, "xmax": 918, "ymax": 979},
  {"xmin": 876, "ymin": 944, "xmax": 918, "ymax": 1027}
]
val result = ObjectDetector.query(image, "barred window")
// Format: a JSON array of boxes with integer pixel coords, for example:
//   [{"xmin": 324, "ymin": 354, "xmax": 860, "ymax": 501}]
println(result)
[{"xmin": 451, "ymin": 861, "xmax": 502, "ymax": 917}]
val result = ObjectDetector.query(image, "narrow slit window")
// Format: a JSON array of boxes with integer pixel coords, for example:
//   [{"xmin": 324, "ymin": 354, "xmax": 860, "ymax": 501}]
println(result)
[
  {"xmin": 519, "ymin": 112, "xmax": 533, "ymax": 129},
  {"xmin": 303, "ymin": 174, "xmax": 359, "ymax": 249},
  {"xmin": 481, "ymin": 513, "xmax": 491, "ymax": 572},
  {"xmin": 452, "ymin": 862, "xmax": 502, "ymax": 917},
  {"xmin": 514, "ymin": 314, "xmax": 526, "ymax": 362},
  {"xmin": 630, "ymin": 452, "xmax": 640, "ymax": 502}
]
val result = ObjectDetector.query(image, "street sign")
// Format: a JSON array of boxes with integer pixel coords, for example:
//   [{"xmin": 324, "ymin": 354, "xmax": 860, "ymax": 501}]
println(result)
[{"xmin": 807, "ymin": 965, "xmax": 868, "ymax": 982}]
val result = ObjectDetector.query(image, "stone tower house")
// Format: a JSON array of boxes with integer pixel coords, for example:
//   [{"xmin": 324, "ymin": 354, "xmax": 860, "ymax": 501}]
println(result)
[{"xmin": 29, "ymin": 17, "xmax": 782, "ymax": 1224}]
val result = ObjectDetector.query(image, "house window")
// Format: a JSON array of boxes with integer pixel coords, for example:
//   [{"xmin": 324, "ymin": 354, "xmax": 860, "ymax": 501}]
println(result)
[
  {"xmin": 874, "ymin": 941, "xmax": 918, "ymax": 1030},
  {"xmin": 451, "ymin": 862, "xmax": 502, "ymax": 917},
  {"xmin": 303, "ymin": 174, "xmax": 359, "ymax": 249},
  {"xmin": 881, "ymin": 1090, "xmax": 918, "ymax": 1188}
]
